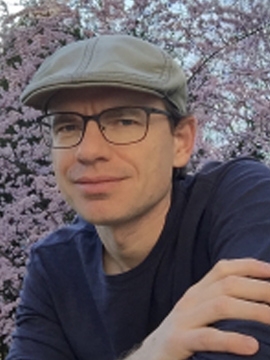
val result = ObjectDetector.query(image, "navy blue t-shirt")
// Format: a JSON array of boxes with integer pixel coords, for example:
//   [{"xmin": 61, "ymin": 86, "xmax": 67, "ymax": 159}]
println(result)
[{"xmin": 7, "ymin": 158, "xmax": 270, "ymax": 359}]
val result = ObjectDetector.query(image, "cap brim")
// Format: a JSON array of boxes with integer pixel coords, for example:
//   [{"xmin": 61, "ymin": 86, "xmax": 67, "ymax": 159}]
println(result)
[{"xmin": 21, "ymin": 81, "xmax": 165, "ymax": 110}]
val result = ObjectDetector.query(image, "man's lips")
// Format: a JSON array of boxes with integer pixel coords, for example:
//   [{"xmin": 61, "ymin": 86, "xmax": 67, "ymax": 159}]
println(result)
[
  {"xmin": 72, "ymin": 176, "xmax": 127, "ymax": 194},
  {"xmin": 74, "ymin": 176, "xmax": 126, "ymax": 183}
]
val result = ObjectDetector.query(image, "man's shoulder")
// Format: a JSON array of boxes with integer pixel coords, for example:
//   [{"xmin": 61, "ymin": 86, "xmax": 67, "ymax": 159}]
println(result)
[
  {"xmin": 198, "ymin": 156, "xmax": 268, "ymax": 177},
  {"xmin": 190, "ymin": 156, "xmax": 270, "ymax": 189},
  {"xmin": 175, "ymin": 157, "xmax": 270, "ymax": 286},
  {"xmin": 31, "ymin": 216, "xmax": 96, "ymax": 253},
  {"xmin": 178, "ymin": 156, "xmax": 270, "ymax": 216}
]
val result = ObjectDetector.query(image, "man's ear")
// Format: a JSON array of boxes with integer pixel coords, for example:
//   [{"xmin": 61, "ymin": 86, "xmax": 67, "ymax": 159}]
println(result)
[{"xmin": 173, "ymin": 115, "xmax": 197, "ymax": 168}]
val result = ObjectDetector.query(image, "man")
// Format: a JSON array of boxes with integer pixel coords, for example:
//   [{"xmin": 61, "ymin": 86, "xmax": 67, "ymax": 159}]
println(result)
[{"xmin": 7, "ymin": 34, "xmax": 270, "ymax": 359}]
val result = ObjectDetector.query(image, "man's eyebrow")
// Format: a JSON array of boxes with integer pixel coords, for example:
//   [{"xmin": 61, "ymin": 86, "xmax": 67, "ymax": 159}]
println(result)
[
  {"xmin": 106, "ymin": 108, "xmax": 141, "ymax": 115},
  {"xmin": 51, "ymin": 113, "xmax": 80, "ymax": 122}
]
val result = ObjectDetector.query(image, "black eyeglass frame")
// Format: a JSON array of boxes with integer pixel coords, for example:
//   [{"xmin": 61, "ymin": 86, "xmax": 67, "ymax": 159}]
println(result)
[{"xmin": 37, "ymin": 106, "xmax": 172, "ymax": 149}]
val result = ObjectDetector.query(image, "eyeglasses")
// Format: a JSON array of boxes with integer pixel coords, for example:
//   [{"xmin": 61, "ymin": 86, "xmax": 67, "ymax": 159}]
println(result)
[{"xmin": 38, "ymin": 106, "xmax": 171, "ymax": 148}]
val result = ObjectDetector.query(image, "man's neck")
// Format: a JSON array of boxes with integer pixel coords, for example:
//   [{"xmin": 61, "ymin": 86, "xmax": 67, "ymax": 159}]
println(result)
[{"xmin": 96, "ymin": 196, "xmax": 171, "ymax": 275}]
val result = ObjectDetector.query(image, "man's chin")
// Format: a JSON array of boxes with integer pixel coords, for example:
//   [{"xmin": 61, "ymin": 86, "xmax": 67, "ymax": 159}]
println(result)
[{"xmin": 78, "ymin": 212, "xmax": 123, "ymax": 226}]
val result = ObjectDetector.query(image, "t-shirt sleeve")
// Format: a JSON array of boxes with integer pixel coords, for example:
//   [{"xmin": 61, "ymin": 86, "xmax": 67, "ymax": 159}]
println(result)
[
  {"xmin": 193, "ymin": 159, "xmax": 270, "ymax": 359},
  {"xmin": 6, "ymin": 247, "xmax": 76, "ymax": 360}
]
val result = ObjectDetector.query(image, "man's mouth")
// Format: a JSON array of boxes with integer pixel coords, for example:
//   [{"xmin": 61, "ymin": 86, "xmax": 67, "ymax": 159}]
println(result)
[{"xmin": 73, "ymin": 176, "xmax": 127, "ymax": 194}]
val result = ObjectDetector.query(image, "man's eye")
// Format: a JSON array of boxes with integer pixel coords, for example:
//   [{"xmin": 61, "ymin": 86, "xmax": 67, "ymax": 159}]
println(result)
[
  {"xmin": 118, "ymin": 119, "xmax": 139, "ymax": 126},
  {"xmin": 106, "ymin": 118, "xmax": 142, "ymax": 127},
  {"xmin": 54, "ymin": 123, "xmax": 82, "ymax": 134}
]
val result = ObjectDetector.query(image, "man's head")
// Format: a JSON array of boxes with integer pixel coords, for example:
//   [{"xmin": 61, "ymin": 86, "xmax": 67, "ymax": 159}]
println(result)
[{"xmin": 22, "ymin": 35, "xmax": 196, "ymax": 226}]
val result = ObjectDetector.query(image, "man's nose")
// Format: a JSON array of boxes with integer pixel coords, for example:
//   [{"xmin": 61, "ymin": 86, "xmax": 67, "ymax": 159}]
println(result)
[{"xmin": 75, "ymin": 121, "xmax": 112, "ymax": 163}]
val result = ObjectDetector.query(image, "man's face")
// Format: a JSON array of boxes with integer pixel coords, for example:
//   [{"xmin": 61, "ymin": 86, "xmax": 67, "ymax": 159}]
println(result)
[{"xmin": 49, "ymin": 87, "xmax": 194, "ymax": 226}]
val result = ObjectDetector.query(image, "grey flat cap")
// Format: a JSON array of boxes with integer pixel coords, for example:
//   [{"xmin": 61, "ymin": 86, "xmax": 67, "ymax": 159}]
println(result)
[{"xmin": 21, "ymin": 34, "xmax": 187, "ymax": 114}]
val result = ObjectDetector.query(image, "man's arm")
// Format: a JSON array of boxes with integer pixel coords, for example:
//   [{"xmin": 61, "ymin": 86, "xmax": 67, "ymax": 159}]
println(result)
[
  {"xmin": 120, "ymin": 258, "xmax": 270, "ymax": 360},
  {"xmin": 123, "ymin": 160, "xmax": 270, "ymax": 360},
  {"xmin": 7, "ymin": 232, "xmax": 115, "ymax": 360},
  {"xmin": 6, "ymin": 253, "xmax": 77, "ymax": 360}
]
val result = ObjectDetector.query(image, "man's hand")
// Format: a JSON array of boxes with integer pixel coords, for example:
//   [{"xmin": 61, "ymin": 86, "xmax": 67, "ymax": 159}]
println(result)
[{"xmin": 124, "ymin": 258, "xmax": 270, "ymax": 360}]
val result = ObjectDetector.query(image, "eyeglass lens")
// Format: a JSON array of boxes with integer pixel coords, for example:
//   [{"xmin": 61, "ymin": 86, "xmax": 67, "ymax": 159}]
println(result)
[{"xmin": 41, "ymin": 107, "xmax": 149, "ymax": 147}]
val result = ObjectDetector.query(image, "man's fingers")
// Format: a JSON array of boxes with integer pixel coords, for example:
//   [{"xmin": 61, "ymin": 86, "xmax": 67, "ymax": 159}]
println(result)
[
  {"xmin": 216, "ymin": 275, "xmax": 270, "ymax": 303},
  {"xmin": 198, "ymin": 258, "xmax": 270, "ymax": 287},
  {"xmin": 184, "ymin": 328, "xmax": 259, "ymax": 356},
  {"xmin": 182, "ymin": 295, "xmax": 270, "ymax": 328},
  {"xmin": 144, "ymin": 326, "xmax": 259, "ymax": 360},
  {"xmin": 185, "ymin": 258, "xmax": 270, "ymax": 304},
  {"xmin": 189, "ymin": 275, "xmax": 270, "ymax": 307},
  {"xmin": 179, "ymin": 270, "xmax": 270, "ymax": 313}
]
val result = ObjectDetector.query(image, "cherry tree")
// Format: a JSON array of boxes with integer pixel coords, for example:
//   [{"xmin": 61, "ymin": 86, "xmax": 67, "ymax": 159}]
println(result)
[
  {"xmin": 0, "ymin": 0, "xmax": 269, "ymax": 356},
  {"xmin": 0, "ymin": 1, "xmax": 83, "ymax": 355}
]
